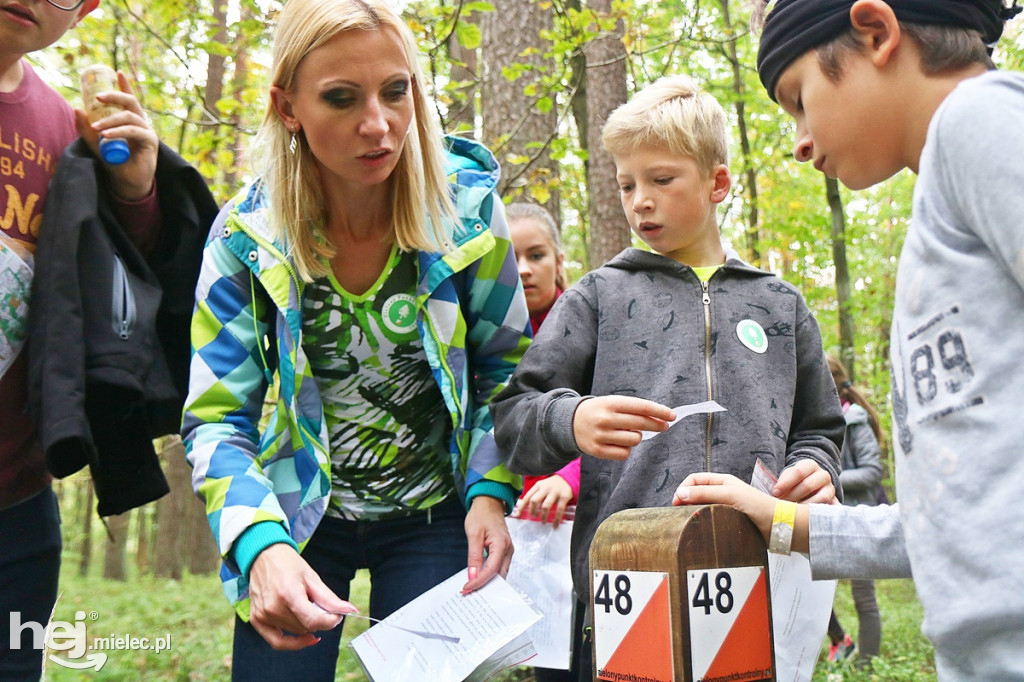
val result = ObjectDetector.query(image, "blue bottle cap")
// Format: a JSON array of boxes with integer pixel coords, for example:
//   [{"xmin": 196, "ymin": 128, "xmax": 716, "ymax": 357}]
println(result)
[{"xmin": 99, "ymin": 138, "xmax": 130, "ymax": 165}]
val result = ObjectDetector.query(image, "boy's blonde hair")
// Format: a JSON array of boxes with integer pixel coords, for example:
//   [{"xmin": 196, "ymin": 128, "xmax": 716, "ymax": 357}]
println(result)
[
  {"xmin": 601, "ymin": 75, "xmax": 729, "ymax": 176},
  {"xmin": 251, "ymin": 0, "xmax": 454, "ymax": 282}
]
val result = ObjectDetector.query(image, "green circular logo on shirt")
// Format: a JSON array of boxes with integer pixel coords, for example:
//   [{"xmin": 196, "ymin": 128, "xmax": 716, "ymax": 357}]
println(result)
[
  {"xmin": 736, "ymin": 319, "xmax": 768, "ymax": 354},
  {"xmin": 382, "ymin": 293, "xmax": 417, "ymax": 334}
]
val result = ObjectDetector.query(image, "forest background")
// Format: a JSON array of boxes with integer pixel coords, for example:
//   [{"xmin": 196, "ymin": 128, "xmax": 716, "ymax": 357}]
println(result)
[{"xmin": 27, "ymin": 0, "xmax": 1024, "ymax": 679}]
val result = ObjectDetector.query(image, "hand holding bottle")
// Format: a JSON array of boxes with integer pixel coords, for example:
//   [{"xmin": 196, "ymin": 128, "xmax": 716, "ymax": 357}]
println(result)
[
  {"xmin": 74, "ymin": 66, "xmax": 158, "ymax": 201},
  {"xmin": 80, "ymin": 65, "xmax": 130, "ymax": 164}
]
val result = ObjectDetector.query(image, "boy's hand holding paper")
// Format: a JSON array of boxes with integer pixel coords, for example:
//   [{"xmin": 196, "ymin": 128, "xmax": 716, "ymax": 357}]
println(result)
[
  {"xmin": 640, "ymin": 400, "xmax": 726, "ymax": 441},
  {"xmin": 572, "ymin": 396, "xmax": 677, "ymax": 460}
]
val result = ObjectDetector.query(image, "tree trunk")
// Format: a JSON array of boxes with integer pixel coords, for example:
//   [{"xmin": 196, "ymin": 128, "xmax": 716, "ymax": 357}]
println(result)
[
  {"xmin": 153, "ymin": 437, "xmax": 185, "ymax": 580},
  {"xmin": 203, "ymin": 0, "xmax": 228, "ymax": 125},
  {"xmin": 135, "ymin": 505, "xmax": 150, "ymax": 575},
  {"xmin": 718, "ymin": 0, "xmax": 761, "ymax": 266},
  {"xmin": 78, "ymin": 480, "xmax": 93, "ymax": 578},
  {"xmin": 52, "ymin": 478, "xmax": 64, "ymax": 508},
  {"xmin": 480, "ymin": 0, "xmax": 560, "ymax": 220},
  {"xmin": 222, "ymin": 2, "xmax": 252, "ymax": 194},
  {"xmin": 826, "ymin": 176, "xmax": 855, "ymax": 376},
  {"xmin": 102, "ymin": 512, "xmax": 129, "ymax": 581},
  {"xmin": 169, "ymin": 436, "xmax": 220, "ymax": 575},
  {"xmin": 446, "ymin": 13, "xmax": 478, "ymax": 134},
  {"xmin": 566, "ymin": 0, "xmax": 589, "ymax": 158},
  {"xmin": 584, "ymin": 0, "xmax": 629, "ymax": 269}
]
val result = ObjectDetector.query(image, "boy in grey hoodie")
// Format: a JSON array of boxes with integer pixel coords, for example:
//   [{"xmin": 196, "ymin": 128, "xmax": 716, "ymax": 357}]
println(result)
[{"xmin": 491, "ymin": 75, "xmax": 844, "ymax": 615}]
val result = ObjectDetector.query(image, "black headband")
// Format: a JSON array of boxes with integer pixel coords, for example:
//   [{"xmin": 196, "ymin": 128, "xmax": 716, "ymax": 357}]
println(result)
[{"xmin": 757, "ymin": 0, "xmax": 1022, "ymax": 102}]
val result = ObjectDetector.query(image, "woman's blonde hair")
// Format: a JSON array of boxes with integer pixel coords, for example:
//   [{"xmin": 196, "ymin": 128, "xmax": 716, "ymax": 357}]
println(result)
[
  {"xmin": 601, "ymin": 75, "xmax": 729, "ymax": 176},
  {"xmin": 252, "ymin": 0, "xmax": 455, "ymax": 282}
]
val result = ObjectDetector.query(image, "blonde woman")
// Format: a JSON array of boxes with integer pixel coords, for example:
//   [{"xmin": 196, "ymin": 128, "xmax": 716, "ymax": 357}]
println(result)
[{"xmin": 181, "ymin": 0, "xmax": 531, "ymax": 677}]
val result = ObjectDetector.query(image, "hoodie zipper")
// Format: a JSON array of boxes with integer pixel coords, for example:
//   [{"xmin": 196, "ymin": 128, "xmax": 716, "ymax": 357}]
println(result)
[
  {"xmin": 230, "ymin": 221, "xmax": 326, "ymax": 458},
  {"xmin": 701, "ymin": 279, "xmax": 713, "ymax": 471},
  {"xmin": 111, "ymin": 254, "xmax": 135, "ymax": 340}
]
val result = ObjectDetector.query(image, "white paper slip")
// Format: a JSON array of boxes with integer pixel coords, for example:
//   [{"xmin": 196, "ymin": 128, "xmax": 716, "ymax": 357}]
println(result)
[
  {"xmin": 350, "ymin": 569, "xmax": 542, "ymax": 682},
  {"xmin": 751, "ymin": 458, "xmax": 835, "ymax": 682},
  {"xmin": 505, "ymin": 514, "xmax": 575, "ymax": 669},
  {"xmin": 339, "ymin": 612, "xmax": 460, "ymax": 643},
  {"xmin": 640, "ymin": 400, "xmax": 726, "ymax": 441}
]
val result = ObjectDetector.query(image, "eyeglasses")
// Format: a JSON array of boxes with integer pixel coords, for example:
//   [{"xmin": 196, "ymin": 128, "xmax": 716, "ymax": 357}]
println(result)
[{"xmin": 46, "ymin": 0, "xmax": 88, "ymax": 10}]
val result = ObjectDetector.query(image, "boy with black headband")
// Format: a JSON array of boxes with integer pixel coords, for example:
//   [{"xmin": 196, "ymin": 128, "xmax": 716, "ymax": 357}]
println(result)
[{"xmin": 676, "ymin": 1, "xmax": 1024, "ymax": 678}]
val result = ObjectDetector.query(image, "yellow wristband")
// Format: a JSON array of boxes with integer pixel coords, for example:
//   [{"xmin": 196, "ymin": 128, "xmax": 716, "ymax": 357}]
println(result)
[{"xmin": 769, "ymin": 500, "xmax": 796, "ymax": 555}]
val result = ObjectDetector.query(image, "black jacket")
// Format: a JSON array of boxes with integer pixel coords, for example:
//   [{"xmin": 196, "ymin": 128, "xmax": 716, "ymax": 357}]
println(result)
[{"xmin": 29, "ymin": 140, "xmax": 217, "ymax": 516}]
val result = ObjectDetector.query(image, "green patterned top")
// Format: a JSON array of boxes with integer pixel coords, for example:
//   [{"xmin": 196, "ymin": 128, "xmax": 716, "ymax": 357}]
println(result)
[{"xmin": 302, "ymin": 247, "xmax": 453, "ymax": 520}]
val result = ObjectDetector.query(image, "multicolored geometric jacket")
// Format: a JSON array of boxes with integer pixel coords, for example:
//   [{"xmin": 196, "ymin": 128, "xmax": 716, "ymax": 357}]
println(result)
[{"xmin": 181, "ymin": 136, "xmax": 531, "ymax": 615}]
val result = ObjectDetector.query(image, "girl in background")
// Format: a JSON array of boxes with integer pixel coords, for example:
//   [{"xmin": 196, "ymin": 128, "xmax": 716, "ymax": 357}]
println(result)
[
  {"xmin": 826, "ymin": 355, "xmax": 884, "ymax": 665},
  {"xmin": 507, "ymin": 203, "xmax": 577, "ymax": 527},
  {"xmin": 506, "ymin": 202, "xmax": 581, "ymax": 682}
]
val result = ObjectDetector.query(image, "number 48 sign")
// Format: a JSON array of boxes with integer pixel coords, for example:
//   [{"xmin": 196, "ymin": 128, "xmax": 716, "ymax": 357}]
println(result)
[
  {"xmin": 593, "ymin": 570, "xmax": 674, "ymax": 682},
  {"xmin": 687, "ymin": 566, "xmax": 773, "ymax": 682}
]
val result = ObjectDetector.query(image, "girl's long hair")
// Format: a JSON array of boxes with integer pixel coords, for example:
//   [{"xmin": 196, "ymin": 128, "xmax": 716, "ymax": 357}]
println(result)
[{"xmin": 827, "ymin": 354, "xmax": 885, "ymax": 448}]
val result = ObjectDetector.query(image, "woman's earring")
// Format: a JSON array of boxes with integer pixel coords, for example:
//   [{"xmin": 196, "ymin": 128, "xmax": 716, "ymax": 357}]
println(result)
[{"xmin": 289, "ymin": 128, "xmax": 298, "ymax": 155}]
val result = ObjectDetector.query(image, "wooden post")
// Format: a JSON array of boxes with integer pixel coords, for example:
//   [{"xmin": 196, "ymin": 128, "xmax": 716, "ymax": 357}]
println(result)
[{"xmin": 589, "ymin": 505, "xmax": 775, "ymax": 682}]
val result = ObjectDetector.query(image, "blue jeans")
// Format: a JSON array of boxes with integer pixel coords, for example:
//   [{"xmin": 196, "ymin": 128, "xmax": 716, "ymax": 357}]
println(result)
[
  {"xmin": 0, "ymin": 489, "xmax": 62, "ymax": 682},
  {"xmin": 231, "ymin": 497, "xmax": 468, "ymax": 681}
]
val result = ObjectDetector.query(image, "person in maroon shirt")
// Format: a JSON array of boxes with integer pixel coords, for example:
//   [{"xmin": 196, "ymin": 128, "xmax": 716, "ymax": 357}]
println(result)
[{"xmin": 0, "ymin": 1, "xmax": 159, "ymax": 679}]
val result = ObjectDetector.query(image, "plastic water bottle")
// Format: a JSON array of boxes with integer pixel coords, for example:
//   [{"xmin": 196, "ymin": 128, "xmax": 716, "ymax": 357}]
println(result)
[{"xmin": 79, "ymin": 64, "xmax": 130, "ymax": 165}]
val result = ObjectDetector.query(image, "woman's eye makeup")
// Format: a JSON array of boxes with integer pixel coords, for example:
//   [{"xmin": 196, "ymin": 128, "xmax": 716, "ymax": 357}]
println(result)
[
  {"xmin": 319, "ymin": 80, "xmax": 409, "ymax": 107},
  {"xmin": 322, "ymin": 88, "xmax": 354, "ymax": 107},
  {"xmin": 384, "ymin": 80, "xmax": 410, "ymax": 100}
]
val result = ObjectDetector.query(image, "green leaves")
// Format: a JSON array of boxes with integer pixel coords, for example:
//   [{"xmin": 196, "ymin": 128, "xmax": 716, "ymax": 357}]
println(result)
[
  {"xmin": 37, "ymin": 0, "xmax": 1024, "ymax": 408},
  {"xmin": 455, "ymin": 20, "xmax": 483, "ymax": 49}
]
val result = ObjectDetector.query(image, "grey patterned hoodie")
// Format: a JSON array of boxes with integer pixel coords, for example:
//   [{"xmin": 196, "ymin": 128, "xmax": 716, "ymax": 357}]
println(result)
[{"xmin": 492, "ymin": 247, "xmax": 844, "ymax": 595}]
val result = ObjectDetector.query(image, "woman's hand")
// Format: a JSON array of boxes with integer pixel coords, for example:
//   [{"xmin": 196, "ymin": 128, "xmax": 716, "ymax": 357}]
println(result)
[
  {"xmin": 461, "ymin": 496, "xmax": 513, "ymax": 594},
  {"xmin": 248, "ymin": 544, "xmax": 357, "ymax": 650},
  {"xmin": 518, "ymin": 475, "xmax": 573, "ymax": 528}
]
